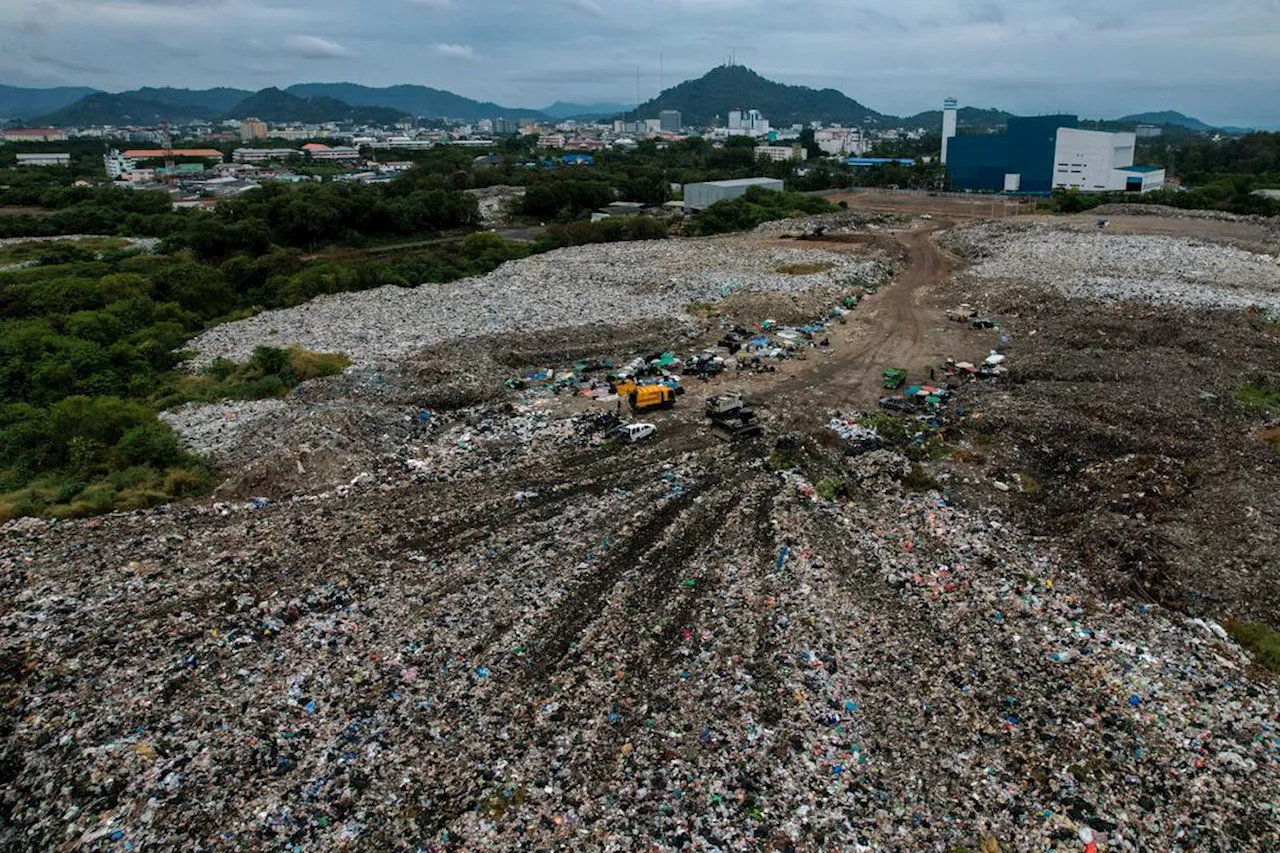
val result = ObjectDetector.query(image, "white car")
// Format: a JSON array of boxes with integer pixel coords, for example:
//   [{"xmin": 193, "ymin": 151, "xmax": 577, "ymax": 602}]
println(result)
[{"xmin": 614, "ymin": 422, "xmax": 656, "ymax": 443}]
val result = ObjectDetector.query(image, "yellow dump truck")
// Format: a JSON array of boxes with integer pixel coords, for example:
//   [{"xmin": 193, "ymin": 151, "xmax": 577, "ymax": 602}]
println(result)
[{"xmin": 629, "ymin": 384, "xmax": 676, "ymax": 412}]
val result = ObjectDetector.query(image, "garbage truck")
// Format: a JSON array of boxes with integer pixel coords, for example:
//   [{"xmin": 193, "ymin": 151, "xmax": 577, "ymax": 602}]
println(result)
[{"xmin": 629, "ymin": 384, "xmax": 676, "ymax": 412}]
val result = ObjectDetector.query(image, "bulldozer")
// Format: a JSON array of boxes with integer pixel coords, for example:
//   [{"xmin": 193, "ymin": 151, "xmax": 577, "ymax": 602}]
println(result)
[
  {"xmin": 706, "ymin": 391, "xmax": 762, "ymax": 441},
  {"xmin": 629, "ymin": 384, "xmax": 676, "ymax": 412}
]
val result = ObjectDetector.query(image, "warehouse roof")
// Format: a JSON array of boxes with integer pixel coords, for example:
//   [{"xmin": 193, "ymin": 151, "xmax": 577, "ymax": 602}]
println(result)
[
  {"xmin": 122, "ymin": 148, "xmax": 224, "ymax": 159},
  {"xmin": 693, "ymin": 177, "xmax": 783, "ymax": 188}
]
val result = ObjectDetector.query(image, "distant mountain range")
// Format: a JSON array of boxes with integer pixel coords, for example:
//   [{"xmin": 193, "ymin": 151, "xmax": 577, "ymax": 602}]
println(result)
[
  {"xmin": 1, "ymin": 72, "xmax": 1269, "ymax": 133},
  {"xmin": 228, "ymin": 87, "xmax": 407, "ymax": 124},
  {"xmin": 628, "ymin": 65, "xmax": 887, "ymax": 127},
  {"xmin": 0, "ymin": 84, "xmax": 99, "ymax": 119},
  {"xmin": 901, "ymin": 106, "xmax": 1014, "ymax": 131},
  {"xmin": 1118, "ymin": 111, "xmax": 1212, "ymax": 131},
  {"xmin": 285, "ymin": 83, "xmax": 547, "ymax": 121}
]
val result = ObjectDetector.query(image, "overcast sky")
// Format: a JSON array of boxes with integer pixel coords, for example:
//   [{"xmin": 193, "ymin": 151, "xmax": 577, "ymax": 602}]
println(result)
[{"xmin": 1, "ymin": 0, "xmax": 1278, "ymax": 125}]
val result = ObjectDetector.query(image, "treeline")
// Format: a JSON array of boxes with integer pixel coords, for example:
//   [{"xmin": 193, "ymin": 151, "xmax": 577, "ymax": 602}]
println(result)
[
  {"xmin": 0, "ymin": 167, "xmax": 484, "ymax": 251},
  {"xmin": 0, "ymin": 231, "xmax": 530, "ymax": 520},
  {"xmin": 1053, "ymin": 186, "xmax": 1280, "ymax": 217}
]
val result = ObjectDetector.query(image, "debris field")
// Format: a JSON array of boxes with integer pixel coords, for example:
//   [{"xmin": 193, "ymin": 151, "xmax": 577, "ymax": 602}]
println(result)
[{"xmin": 2, "ymin": 214, "xmax": 1278, "ymax": 852}]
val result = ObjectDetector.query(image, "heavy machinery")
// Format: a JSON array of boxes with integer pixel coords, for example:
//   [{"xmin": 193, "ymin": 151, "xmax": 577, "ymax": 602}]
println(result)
[
  {"xmin": 706, "ymin": 392, "xmax": 762, "ymax": 441},
  {"xmin": 882, "ymin": 368, "xmax": 907, "ymax": 390},
  {"xmin": 629, "ymin": 384, "xmax": 676, "ymax": 412}
]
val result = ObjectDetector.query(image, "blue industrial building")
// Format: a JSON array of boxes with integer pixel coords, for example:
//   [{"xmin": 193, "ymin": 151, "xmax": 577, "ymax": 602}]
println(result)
[
  {"xmin": 945, "ymin": 112, "xmax": 1165, "ymax": 194},
  {"xmin": 948, "ymin": 115, "xmax": 1077, "ymax": 193}
]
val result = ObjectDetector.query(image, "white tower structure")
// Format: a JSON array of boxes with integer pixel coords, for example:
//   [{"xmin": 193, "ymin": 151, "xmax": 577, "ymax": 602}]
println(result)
[{"xmin": 941, "ymin": 97, "xmax": 958, "ymax": 164}]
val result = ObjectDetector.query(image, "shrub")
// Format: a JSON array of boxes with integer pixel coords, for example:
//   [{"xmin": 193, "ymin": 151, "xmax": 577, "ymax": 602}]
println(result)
[{"xmin": 1225, "ymin": 620, "xmax": 1280, "ymax": 672}]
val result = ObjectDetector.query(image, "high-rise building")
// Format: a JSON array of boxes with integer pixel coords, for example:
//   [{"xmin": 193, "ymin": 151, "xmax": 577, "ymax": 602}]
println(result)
[
  {"xmin": 659, "ymin": 110, "xmax": 681, "ymax": 132},
  {"xmin": 941, "ymin": 97, "xmax": 958, "ymax": 164},
  {"xmin": 240, "ymin": 117, "xmax": 268, "ymax": 142}
]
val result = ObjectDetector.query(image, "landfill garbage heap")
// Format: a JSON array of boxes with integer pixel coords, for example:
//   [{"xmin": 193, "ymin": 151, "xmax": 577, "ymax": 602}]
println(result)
[{"xmin": 1, "ymin": 423, "xmax": 1276, "ymax": 852}]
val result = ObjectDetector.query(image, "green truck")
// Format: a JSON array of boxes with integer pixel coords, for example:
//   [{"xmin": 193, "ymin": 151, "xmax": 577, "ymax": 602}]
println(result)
[{"xmin": 882, "ymin": 368, "xmax": 907, "ymax": 390}]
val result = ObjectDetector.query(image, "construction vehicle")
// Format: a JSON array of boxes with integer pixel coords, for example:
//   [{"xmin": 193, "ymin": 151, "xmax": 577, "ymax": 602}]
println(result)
[
  {"xmin": 629, "ymin": 384, "xmax": 676, "ymax": 412},
  {"xmin": 706, "ymin": 392, "xmax": 763, "ymax": 441},
  {"xmin": 882, "ymin": 368, "xmax": 907, "ymax": 390}
]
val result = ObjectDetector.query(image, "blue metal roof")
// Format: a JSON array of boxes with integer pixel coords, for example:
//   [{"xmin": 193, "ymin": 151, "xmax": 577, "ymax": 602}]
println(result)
[
  {"xmin": 847, "ymin": 157, "xmax": 916, "ymax": 166},
  {"xmin": 1116, "ymin": 165, "xmax": 1162, "ymax": 173}
]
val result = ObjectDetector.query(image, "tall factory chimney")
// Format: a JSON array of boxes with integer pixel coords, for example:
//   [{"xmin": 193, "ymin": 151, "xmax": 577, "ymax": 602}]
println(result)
[{"xmin": 941, "ymin": 97, "xmax": 958, "ymax": 164}]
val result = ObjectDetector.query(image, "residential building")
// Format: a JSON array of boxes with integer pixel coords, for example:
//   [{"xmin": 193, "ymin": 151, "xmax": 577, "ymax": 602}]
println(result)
[
  {"xmin": 756, "ymin": 145, "xmax": 806, "ymax": 162},
  {"xmin": 947, "ymin": 115, "xmax": 1165, "ymax": 193},
  {"xmin": 683, "ymin": 177, "xmax": 784, "ymax": 212},
  {"xmin": 240, "ymin": 117, "xmax": 268, "ymax": 142},
  {"xmin": 659, "ymin": 110, "xmax": 681, "ymax": 132},
  {"xmin": 493, "ymin": 118, "xmax": 518, "ymax": 135},
  {"xmin": 1, "ymin": 128, "xmax": 68, "ymax": 143},
  {"xmin": 105, "ymin": 150, "xmax": 137, "ymax": 179},
  {"xmin": 16, "ymin": 152, "xmax": 71, "ymax": 167},
  {"xmin": 728, "ymin": 109, "xmax": 769, "ymax": 136}
]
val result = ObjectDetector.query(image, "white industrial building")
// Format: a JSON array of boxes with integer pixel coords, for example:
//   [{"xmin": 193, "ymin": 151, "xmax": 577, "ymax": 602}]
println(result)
[
  {"xmin": 16, "ymin": 153, "xmax": 71, "ymax": 167},
  {"xmin": 233, "ymin": 148, "xmax": 301, "ymax": 163},
  {"xmin": 940, "ymin": 97, "xmax": 958, "ymax": 164},
  {"xmin": 683, "ymin": 177, "xmax": 784, "ymax": 212},
  {"xmin": 1052, "ymin": 128, "xmax": 1165, "ymax": 192},
  {"xmin": 814, "ymin": 126, "xmax": 868, "ymax": 157}
]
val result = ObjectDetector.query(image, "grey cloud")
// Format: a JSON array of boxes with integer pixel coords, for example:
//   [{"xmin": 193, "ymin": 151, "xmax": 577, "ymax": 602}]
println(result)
[
  {"xmin": 555, "ymin": 0, "xmax": 604, "ymax": 17},
  {"xmin": 30, "ymin": 52, "xmax": 109, "ymax": 75},
  {"xmin": 283, "ymin": 35, "xmax": 355, "ymax": 59},
  {"xmin": 0, "ymin": 0, "xmax": 1276, "ymax": 126}
]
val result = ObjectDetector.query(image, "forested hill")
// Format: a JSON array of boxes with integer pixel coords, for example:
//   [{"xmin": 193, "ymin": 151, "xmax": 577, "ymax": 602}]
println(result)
[{"xmin": 628, "ymin": 65, "xmax": 889, "ymax": 128}]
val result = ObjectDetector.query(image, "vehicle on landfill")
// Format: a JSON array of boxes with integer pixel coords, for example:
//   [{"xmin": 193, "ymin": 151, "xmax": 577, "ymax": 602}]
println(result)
[
  {"xmin": 878, "ymin": 394, "xmax": 917, "ymax": 413},
  {"xmin": 629, "ymin": 384, "xmax": 676, "ymax": 412},
  {"xmin": 882, "ymin": 368, "xmax": 907, "ymax": 390},
  {"xmin": 612, "ymin": 422, "xmax": 656, "ymax": 443},
  {"xmin": 920, "ymin": 213, "xmax": 933, "ymax": 220},
  {"xmin": 705, "ymin": 392, "xmax": 763, "ymax": 441}
]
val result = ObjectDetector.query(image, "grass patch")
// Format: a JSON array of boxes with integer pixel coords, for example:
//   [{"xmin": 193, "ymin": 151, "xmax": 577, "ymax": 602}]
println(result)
[
  {"xmin": 1236, "ymin": 377, "xmax": 1280, "ymax": 417},
  {"xmin": 816, "ymin": 475, "xmax": 845, "ymax": 501},
  {"xmin": 767, "ymin": 447, "xmax": 795, "ymax": 471},
  {"xmin": 1225, "ymin": 620, "xmax": 1280, "ymax": 672},
  {"xmin": 775, "ymin": 261, "xmax": 835, "ymax": 275}
]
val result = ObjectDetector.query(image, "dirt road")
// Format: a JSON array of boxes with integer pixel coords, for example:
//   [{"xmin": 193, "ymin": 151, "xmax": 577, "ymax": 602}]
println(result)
[{"xmin": 749, "ymin": 220, "xmax": 991, "ymax": 420}]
